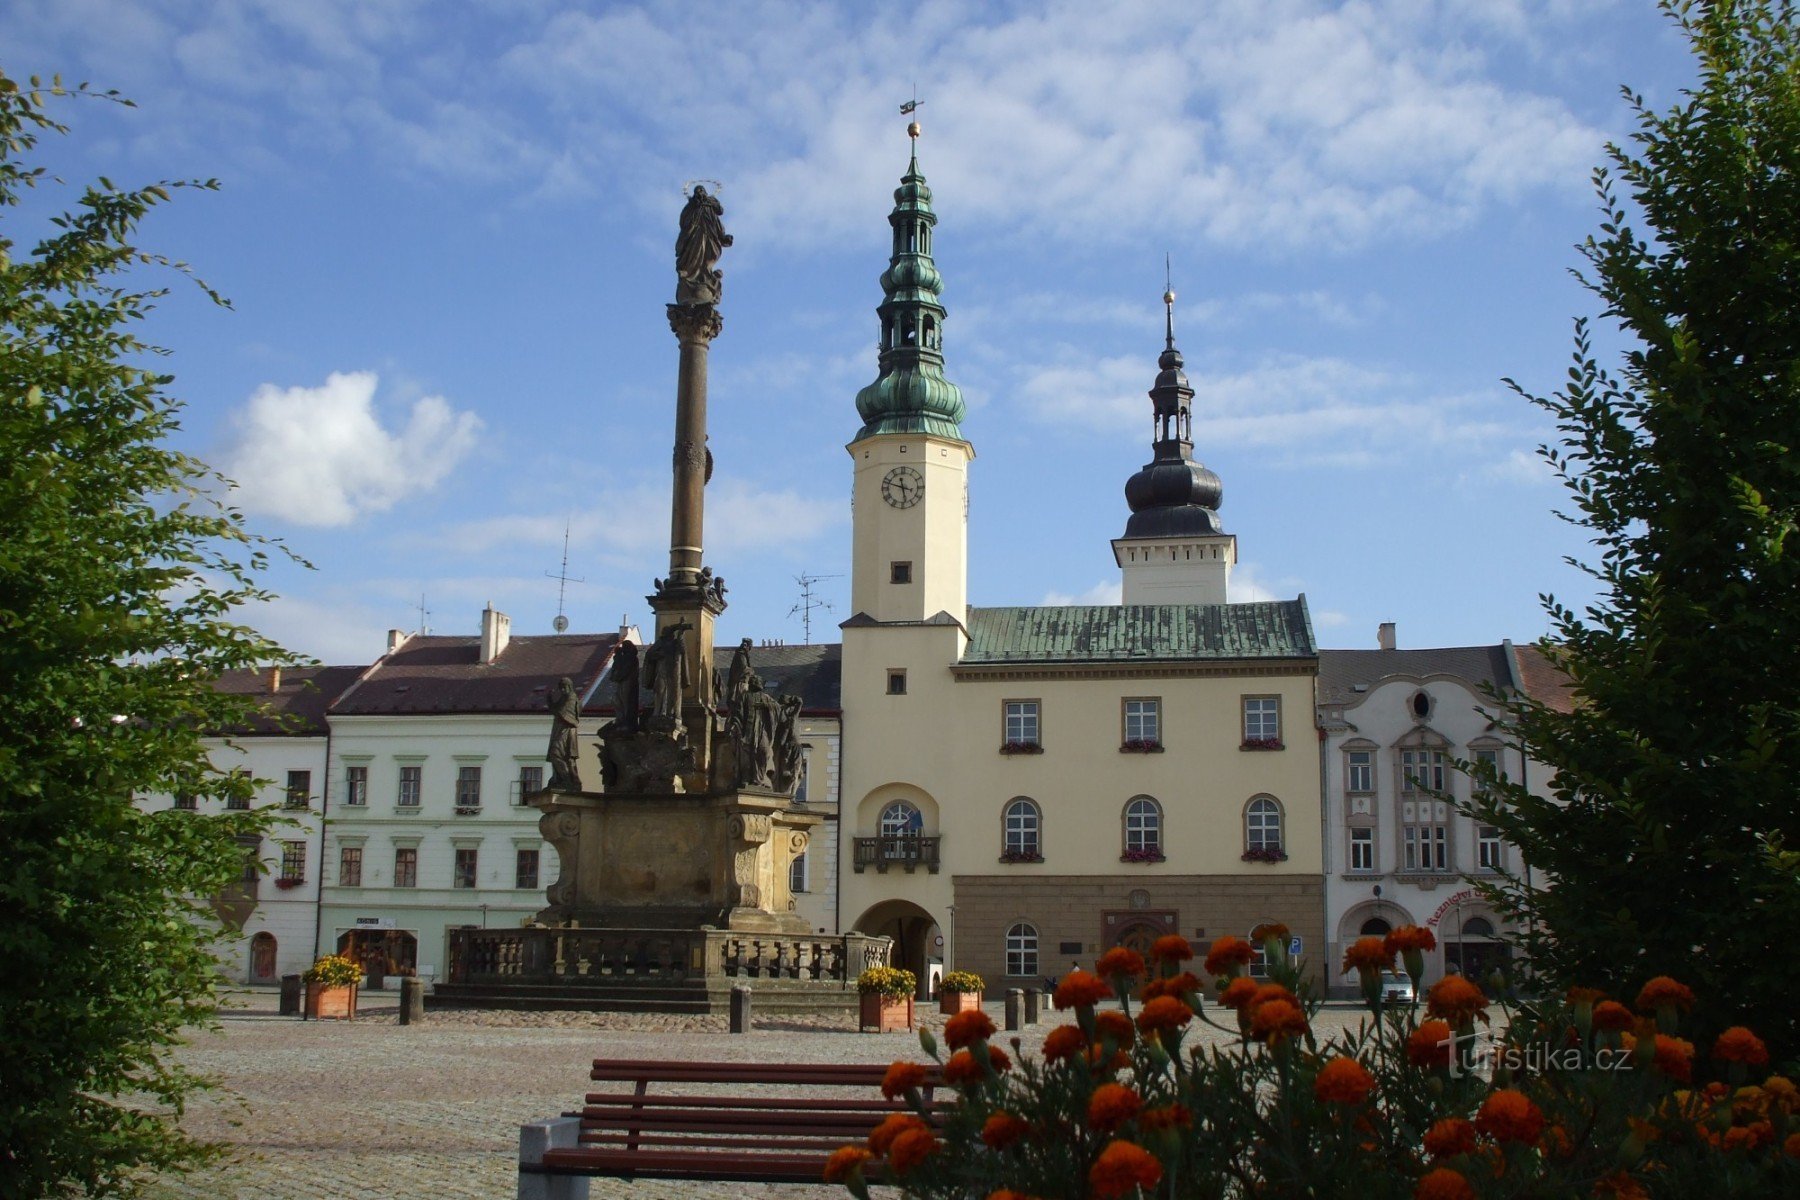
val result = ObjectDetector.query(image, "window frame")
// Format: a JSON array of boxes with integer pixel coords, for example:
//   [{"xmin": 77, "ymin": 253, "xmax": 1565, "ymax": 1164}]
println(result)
[
  {"xmin": 1005, "ymin": 922, "xmax": 1040, "ymax": 978},
  {"xmin": 284, "ymin": 770, "xmax": 312, "ymax": 809},
  {"xmin": 393, "ymin": 846, "xmax": 418, "ymax": 889},
  {"xmin": 1244, "ymin": 796, "xmax": 1284, "ymax": 858},
  {"xmin": 1122, "ymin": 697, "xmax": 1161, "ymax": 748},
  {"xmin": 454, "ymin": 765, "xmax": 483, "ymax": 811},
  {"xmin": 515, "ymin": 847, "xmax": 540, "ymax": 890},
  {"xmin": 278, "ymin": 839, "xmax": 306, "ymax": 882},
  {"xmin": 1002, "ymin": 699, "xmax": 1041, "ymax": 750},
  {"xmin": 1241, "ymin": 696, "xmax": 1282, "ymax": 747},
  {"xmin": 1348, "ymin": 826, "xmax": 1375, "ymax": 872},
  {"xmin": 886, "ymin": 670, "xmax": 907, "ymax": 696},
  {"xmin": 1477, "ymin": 824, "xmax": 1504, "ymax": 872},
  {"xmin": 1345, "ymin": 749, "xmax": 1375, "ymax": 794},
  {"xmin": 788, "ymin": 849, "xmax": 808, "ymax": 895},
  {"xmin": 452, "ymin": 846, "xmax": 479, "ymax": 889},
  {"xmin": 397, "ymin": 764, "xmax": 422, "ymax": 808},
  {"xmin": 1122, "ymin": 796, "xmax": 1163, "ymax": 859},
  {"xmin": 344, "ymin": 764, "xmax": 369, "ymax": 806},
  {"xmin": 890, "ymin": 560, "xmax": 912, "ymax": 584},
  {"xmin": 1001, "ymin": 797, "xmax": 1042, "ymax": 861},
  {"xmin": 338, "ymin": 844, "xmax": 363, "ymax": 888}
]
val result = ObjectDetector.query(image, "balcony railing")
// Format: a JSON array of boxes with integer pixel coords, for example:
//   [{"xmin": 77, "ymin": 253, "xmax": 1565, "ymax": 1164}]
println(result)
[{"xmin": 852, "ymin": 834, "xmax": 941, "ymax": 874}]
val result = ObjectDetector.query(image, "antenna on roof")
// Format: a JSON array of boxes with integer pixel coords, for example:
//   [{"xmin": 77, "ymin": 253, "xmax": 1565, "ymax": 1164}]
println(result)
[
  {"xmin": 788, "ymin": 572, "xmax": 841, "ymax": 645},
  {"xmin": 416, "ymin": 593, "xmax": 431, "ymax": 636},
  {"xmin": 545, "ymin": 517, "xmax": 586, "ymax": 633}
]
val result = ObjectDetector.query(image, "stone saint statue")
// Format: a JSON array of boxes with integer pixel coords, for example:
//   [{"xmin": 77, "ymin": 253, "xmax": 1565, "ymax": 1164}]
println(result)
[
  {"xmin": 724, "ymin": 637, "xmax": 755, "ymax": 711},
  {"xmin": 546, "ymin": 677, "xmax": 582, "ymax": 792},
  {"xmin": 611, "ymin": 641, "xmax": 640, "ymax": 734},
  {"xmin": 674, "ymin": 185, "xmax": 731, "ymax": 305},
  {"xmin": 646, "ymin": 620, "xmax": 693, "ymax": 722}
]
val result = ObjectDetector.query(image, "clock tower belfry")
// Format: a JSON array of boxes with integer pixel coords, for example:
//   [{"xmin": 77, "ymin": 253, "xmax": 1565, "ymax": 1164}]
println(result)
[{"xmin": 847, "ymin": 121, "xmax": 972, "ymax": 624}]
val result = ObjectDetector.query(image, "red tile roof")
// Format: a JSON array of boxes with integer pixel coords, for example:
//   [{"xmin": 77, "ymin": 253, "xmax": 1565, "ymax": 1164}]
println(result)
[
  {"xmin": 329, "ymin": 633, "xmax": 621, "ymax": 716},
  {"xmin": 1510, "ymin": 643, "xmax": 1578, "ymax": 714}
]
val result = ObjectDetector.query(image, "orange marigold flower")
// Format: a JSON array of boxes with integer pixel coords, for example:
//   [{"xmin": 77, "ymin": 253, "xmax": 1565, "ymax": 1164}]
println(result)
[
  {"xmin": 1150, "ymin": 934, "xmax": 1194, "ymax": 963},
  {"xmin": 1385, "ymin": 925, "xmax": 1438, "ymax": 955},
  {"xmin": 1566, "ymin": 986, "xmax": 1606, "ymax": 1007},
  {"xmin": 881, "ymin": 1060, "xmax": 928, "ymax": 1100},
  {"xmin": 1785, "ymin": 1131, "xmax": 1800, "ymax": 1158},
  {"xmin": 1139, "ymin": 971, "xmax": 1203, "ymax": 1003},
  {"xmin": 1086, "ymin": 1045, "xmax": 1132, "ymax": 1072},
  {"xmin": 981, "ymin": 1111, "xmax": 1031, "ymax": 1150},
  {"xmin": 1635, "ymin": 976, "xmax": 1695, "ymax": 1014},
  {"xmin": 1592, "ymin": 1000, "xmax": 1635, "ymax": 1031},
  {"xmin": 1218, "ymin": 976, "xmax": 1260, "ymax": 1010},
  {"xmin": 1314, "ymin": 1056, "xmax": 1376, "ymax": 1105},
  {"xmin": 1250, "ymin": 921, "xmax": 1290, "ymax": 945},
  {"xmin": 1408, "ymin": 1020, "xmax": 1454, "ymax": 1069},
  {"xmin": 1139, "ymin": 1104, "xmax": 1192, "ymax": 1131},
  {"xmin": 887, "ymin": 1126, "xmax": 938, "ymax": 1174},
  {"xmin": 1341, "ymin": 936, "xmax": 1394, "ymax": 974},
  {"xmin": 1042, "ymin": 1023, "xmax": 1087, "ymax": 1062},
  {"xmin": 868, "ymin": 1113, "xmax": 929, "ymax": 1156},
  {"xmin": 1724, "ymin": 1122, "xmax": 1775, "ymax": 1152},
  {"xmin": 1097, "ymin": 946, "xmax": 1147, "ymax": 979},
  {"xmin": 1088, "ymin": 1139, "xmax": 1163, "ymax": 1200},
  {"xmin": 1054, "ymin": 969, "xmax": 1114, "ymax": 1010},
  {"xmin": 1713, "ymin": 1026, "xmax": 1770, "ymax": 1068},
  {"xmin": 1203, "ymin": 936, "xmax": 1255, "ymax": 975},
  {"xmin": 1251, "ymin": 982, "xmax": 1297, "ymax": 1009},
  {"xmin": 1763, "ymin": 1075, "xmax": 1798, "ymax": 1114},
  {"xmin": 823, "ymin": 1145, "xmax": 872, "ymax": 1183},
  {"xmin": 1136, "ymin": 996, "xmax": 1195, "ymax": 1035},
  {"xmin": 1591, "ymin": 1171, "xmax": 1650, "ymax": 1200},
  {"xmin": 988, "ymin": 1045, "xmax": 1012, "ymax": 1073},
  {"xmin": 1541, "ymin": 1123, "xmax": 1574, "ymax": 1159},
  {"xmin": 1088, "ymin": 1082, "xmax": 1144, "ymax": 1131},
  {"xmin": 1095, "ymin": 1009, "xmax": 1136, "ymax": 1047},
  {"xmin": 1250, "ymin": 998, "xmax": 1308, "ymax": 1043},
  {"xmin": 1426, "ymin": 975, "xmax": 1488, "ymax": 1024},
  {"xmin": 1652, "ymin": 1034, "xmax": 1694, "ymax": 1084},
  {"xmin": 1414, "ymin": 1166, "xmax": 1476, "ymax": 1200},
  {"xmin": 945, "ymin": 1046, "xmax": 1008, "ymax": 1084},
  {"xmin": 1423, "ymin": 1117, "xmax": 1476, "ymax": 1159},
  {"xmin": 944, "ymin": 1009, "xmax": 997, "ymax": 1050},
  {"xmin": 1475, "ymin": 1088, "xmax": 1545, "ymax": 1144}
]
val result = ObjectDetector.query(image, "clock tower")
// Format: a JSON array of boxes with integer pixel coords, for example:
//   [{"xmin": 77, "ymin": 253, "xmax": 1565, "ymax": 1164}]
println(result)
[{"xmin": 847, "ymin": 122, "xmax": 972, "ymax": 624}]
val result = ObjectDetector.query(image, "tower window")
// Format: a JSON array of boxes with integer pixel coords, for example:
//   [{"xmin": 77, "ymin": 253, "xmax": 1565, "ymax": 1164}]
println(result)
[
  {"xmin": 887, "ymin": 670, "xmax": 907, "ymax": 695},
  {"xmin": 890, "ymin": 561, "xmax": 912, "ymax": 584}
]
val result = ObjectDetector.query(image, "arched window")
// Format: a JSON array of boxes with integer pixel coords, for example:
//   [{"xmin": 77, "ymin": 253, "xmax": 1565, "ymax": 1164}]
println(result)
[
  {"xmin": 1005, "ymin": 922, "xmax": 1039, "ymax": 977},
  {"xmin": 1123, "ymin": 797, "xmax": 1162, "ymax": 857},
  {"xmin": 1002, "ymin": 798, "xmax": 1041, "ymax": 860},
  {"xmin": 788, "ymin": 851, "xmax": 808, "ymax": 895},
  {"xmin": 1359, "ymin": 917, "xmax": 1393, "ymax": 937},
  {"xmin": 1463, "ymin": 917, "xmax": 1496, "ymax": 938},
  {"xmin": 1245, "ymin": 796, "xmax": 1284, "ymax": 855},
  {"xmin": 880, "ymin": 801, "xmax": 923, "ymax": 837}
]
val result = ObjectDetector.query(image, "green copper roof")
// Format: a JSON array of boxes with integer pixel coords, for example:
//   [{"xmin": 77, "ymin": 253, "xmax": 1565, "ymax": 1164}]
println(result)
[
  {"xmin": 854, "ymin": 145, "xmax": 967, "ymax": 442},
  {"xmin": 960, "ymin": 600, "xmax": 1317, "ymax": 665}
]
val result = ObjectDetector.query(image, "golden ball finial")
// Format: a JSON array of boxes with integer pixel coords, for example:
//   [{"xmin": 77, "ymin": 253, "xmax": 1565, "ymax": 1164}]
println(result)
[
  {"xmin": 1163, "ymin": 289, "xmax": 1176, "ymax": 305},
  {"xmin": 907, "ymin": 120, "xmax": 921, "ymax": 139}
]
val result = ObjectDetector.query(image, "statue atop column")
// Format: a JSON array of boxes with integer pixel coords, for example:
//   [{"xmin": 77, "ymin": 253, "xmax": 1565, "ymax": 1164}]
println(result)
[
  {"xmin": 674, "ymin": 185, "xmax": 732, "ymax": 306},
  {"xmin": 546, "ymin": 677, "xmax": 583, "ymax": 792},
  {"xmin": 644, "ymin": 620, "xmax": 694, "ymax": 724}
]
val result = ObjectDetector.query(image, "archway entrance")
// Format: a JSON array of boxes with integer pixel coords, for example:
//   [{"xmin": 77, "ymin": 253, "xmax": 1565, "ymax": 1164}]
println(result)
[
  {"xmin": 851, "ymin": 899, "xmax": 939, "ymax": 999},
  {"xmin": 248, "ymin": 932, "xmax": 278, "ymax": 982},
  {"xmin": 1441, "ymin": 917, "xmax": 1511, "ymax": 989}
]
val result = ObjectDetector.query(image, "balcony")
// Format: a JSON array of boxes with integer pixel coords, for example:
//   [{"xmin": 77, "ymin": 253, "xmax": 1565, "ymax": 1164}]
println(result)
[{"xmin": 853, "ymin": 835, "xmax": 941, "ymax": 874}]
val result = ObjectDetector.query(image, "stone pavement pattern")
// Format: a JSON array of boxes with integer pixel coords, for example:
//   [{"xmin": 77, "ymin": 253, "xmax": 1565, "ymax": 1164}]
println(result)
[{"xmin": 144, "ymin": 990, "xmax": 1375, "ymax": 1200}]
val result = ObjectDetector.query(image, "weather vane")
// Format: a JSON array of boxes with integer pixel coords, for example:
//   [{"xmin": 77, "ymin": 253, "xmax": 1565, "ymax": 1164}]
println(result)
[{"xmin": 901, "ymin": 87, "xmax": 922, "ymax": 138}]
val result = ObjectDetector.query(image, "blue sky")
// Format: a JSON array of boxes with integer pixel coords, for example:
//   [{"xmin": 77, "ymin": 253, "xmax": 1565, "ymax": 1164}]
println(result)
[{"xmin": 13, "ymin": 1, "xmax": 1695, "ymax": 663}]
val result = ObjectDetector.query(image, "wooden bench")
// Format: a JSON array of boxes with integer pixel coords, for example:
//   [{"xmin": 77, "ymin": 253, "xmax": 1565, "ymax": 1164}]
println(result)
[{"xmin": 518, "ymin": 1058, "xmax": 948, "ymax": 1198}]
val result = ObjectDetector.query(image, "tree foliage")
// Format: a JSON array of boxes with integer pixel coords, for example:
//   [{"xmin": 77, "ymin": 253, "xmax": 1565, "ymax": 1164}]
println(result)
[
  {"xmin": 0, "ymin": 71, "xmax": 295, "ymax": 1196},
  {"xmin": 1472, "ymin": 0, "xmax": 1800, "ymax": 1061}
]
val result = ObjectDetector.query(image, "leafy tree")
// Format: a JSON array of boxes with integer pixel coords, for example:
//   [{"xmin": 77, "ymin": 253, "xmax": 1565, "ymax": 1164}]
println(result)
[
  {"xmin": 0, "ymin": 72, "xmax": 295, "ymax": 1195},
  {"xmin": 1472, "ymin": 0, "xmax": 1800, "ymax": 1061}
]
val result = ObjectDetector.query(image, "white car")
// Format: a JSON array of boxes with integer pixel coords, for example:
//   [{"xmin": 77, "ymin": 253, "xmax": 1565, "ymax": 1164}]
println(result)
[{"xmin": 1380, "ymin": 971, "xmax": 1415, "ymax": 1004}]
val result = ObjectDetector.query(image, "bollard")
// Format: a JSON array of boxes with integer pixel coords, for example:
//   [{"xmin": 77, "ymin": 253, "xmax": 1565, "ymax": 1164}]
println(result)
[
  {"xmin": 730, "ymin": 984, "xmax": 753, "ymax": 1033},
  {"xmin": 278, "ymin": 974, "xmax": 302, "ymax": 1017},
  {"xmin": 1023, "ymin": 987, "xmax": 1040, "ymax": 1024},
  {"xmin": 1005, "ymin": 988, "xmax": 1023, "ymax": 1032},
  {"xmin": 399, "ymin": 976, "xmax": 426, "ymax": 1025}
]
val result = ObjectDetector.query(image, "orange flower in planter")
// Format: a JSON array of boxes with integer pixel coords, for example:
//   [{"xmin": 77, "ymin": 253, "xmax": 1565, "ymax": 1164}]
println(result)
[
  {"xmin": 1218, "ymin": 976, "xmax": 1260, "ymax": 1011},
  {"xmin": 823, "ymin": 1145, "xmax": 872, "ymax": 1183},
  {"xmin": 1250, "ymin": 998, "xmax": 1308, "ymax": 1044},
  {"xmin": 1055, "ymin": 969, "xmax": 1113, "ymax": 1010},
  {"xmin": 1096, "ymin": 946, "xmax": 1146, "ymax": 980},
  {"xmin": 1426, "ymin": 976, "xmax": 1488, "ymax": 1024},
  {"xmin": 1635, "ymin": 975, "xmax": 1695, "ymax": 1014},
  {"xmin": 1384, "ymin": 925, "xmax": 1437, "ymax": 954},
  {"xmin": 1088, "ymin": 1140, "xmax": 1162, "ymax": 1200},
  {"xmin": 1203, "ymin": 936, "xmax": 1254, "ymax": 976},
  {"xmin": 881, "ymin": 1061, "xmax": 928, "ymax": 1099},
  {"xmin": 1341, "ymin": 936, "xmax": 1393, "ymax": 975},
  {"xmin": 944, "ymin": 1009, "xmax": 997, "ymax": 1050},
  {"xmin": 1314, "ymin": 1056, "xmax": 1376, "ymax": 1105},
  {"xmin": 1136, "ymin": 996, "xmax": 1194, "ymax": 1035},
  {"xmin": 1094, "ymin": 1009, "xmax": 1136, "ymax": 1047},
  {"xmin": 1713, "ymin": 1026, "xmax": 1769, "ymax": 1068},
  {"xmin": 1475, "ymin": 1088, "xmax": 1545, "ymax": 1144},
  {"xmin": 1414, "ymin": 1167, "xmax": 1476, "ymax": 1200},
  {"xmin": 982, "ymin": 1111, "xmax": 1031, "ymax": 1150},
  {"xmin": 1652, "ymin": 1034, "xmax": 1695, "ymax": 1083},
  {"xmin": 868, "ymin": 1113, "xmax": 929, "ymax": 1155},
  {"xmin": 1593, "ymin": 1000, "xmax": 1635, "ymax": 1031},
  {"xmin": 1088, "ymin": 1083, "xmax": 1144, "ymax": 1131},
  {"xmin": 1408, "ymin": 1020, "xmax": 1454, "ymax": 1069},
  {"xmin": 1043, "ymin": 1024, "xmax": 1086, "ymax": 1063},
  {"xmin": 1150, "ymin": 934, "xmax": 1194, "ymax": 964},
  {"xmin": 1423, "ymin": 1117, "xmax": 1476, "ymax": 1158},
  {"xmin": 888, "ymin": 1126, "xmax": 939, "ymax": 1174}
]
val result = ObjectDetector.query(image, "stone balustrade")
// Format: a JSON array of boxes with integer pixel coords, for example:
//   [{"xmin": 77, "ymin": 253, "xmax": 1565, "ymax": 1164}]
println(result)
[{"xmin": 446, "ymin": 926, "xmax": 891, "ymax": 988}]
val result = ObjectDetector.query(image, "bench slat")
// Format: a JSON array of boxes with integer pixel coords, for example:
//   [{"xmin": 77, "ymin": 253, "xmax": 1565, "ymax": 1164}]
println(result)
[{"xmin": 538, "ymin": 1146, "xmax": 842, "ymax": 1184}]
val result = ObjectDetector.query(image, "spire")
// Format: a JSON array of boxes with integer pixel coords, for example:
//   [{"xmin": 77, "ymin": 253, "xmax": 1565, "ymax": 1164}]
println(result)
[
  {"xmin": 852, "ymin": 122, "xmax": 967, "ymax": 442},
  {"xmin": 1122, "ymin": 274, "xmax": 1225, "ymax": 538}
]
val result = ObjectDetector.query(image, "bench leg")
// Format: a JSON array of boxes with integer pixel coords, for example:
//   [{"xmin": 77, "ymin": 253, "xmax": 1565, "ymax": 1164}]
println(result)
[{"xmin": 519, "ymin": 1117, "xmax": 589, "ymax": 1200}]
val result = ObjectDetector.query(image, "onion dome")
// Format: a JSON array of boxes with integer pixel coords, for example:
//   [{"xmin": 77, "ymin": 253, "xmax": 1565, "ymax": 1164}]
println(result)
[
  {"xmin": 853, "ymin": 128, "xmax": 967, "ymax": 442},
  {"xmin": 1122, "ymin": 286, "xmax": 1224, "ymax": 537}
]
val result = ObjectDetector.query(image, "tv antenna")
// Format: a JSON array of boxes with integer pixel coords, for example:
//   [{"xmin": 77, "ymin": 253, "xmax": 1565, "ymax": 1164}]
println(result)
[
  {"xmin": 788, "ymin": 572, "xmax": 841, "ymax": 645},
  {"xmin": 415, "ymin": 593, "xmax": 431, "ymax": 636},
  {"xmin": 545, "ymin": 518, "xmax": 586, "ymax": 633}
]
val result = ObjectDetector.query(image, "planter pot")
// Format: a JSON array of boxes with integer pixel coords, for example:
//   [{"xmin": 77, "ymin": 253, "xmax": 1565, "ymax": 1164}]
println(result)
[
  {"xmin": 859, "ymin": 993, "xmax": 914, "ymax": 1033},
  {"xmin": 939, "ymin": 991, "xmax": 983, "ymax": 1015},
  {"xmin": 304, "ymin": 982, "xmax": 359, "ymax": 1021}
]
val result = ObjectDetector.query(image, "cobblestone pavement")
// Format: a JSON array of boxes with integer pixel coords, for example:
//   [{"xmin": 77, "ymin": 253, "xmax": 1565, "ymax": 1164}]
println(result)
[{"xmin": 143, "ymin": 989, "xmax": 1378, "ymax": 1200}]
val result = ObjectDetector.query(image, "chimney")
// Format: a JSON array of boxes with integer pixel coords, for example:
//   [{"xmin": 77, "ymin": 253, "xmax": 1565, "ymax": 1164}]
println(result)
[
  {"xmin": 480, "ymin": 603, "xmax": 511, "ymax": 663},
  {"xmin": 386, "ymin": 629, "xmax": 407, "ymax": 655},
  {"xmin": 267, "ymin": 665, "xmax": 282, "ymax": 694},
  {"xmin": 1377, "ymin": 622, "xmax": 1397, "ymax": 651}
]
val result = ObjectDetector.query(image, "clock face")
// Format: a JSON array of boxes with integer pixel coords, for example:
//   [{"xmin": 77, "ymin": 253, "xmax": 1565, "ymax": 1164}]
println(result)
[{"xmin": 881, "ymin": 465, "xmax": 924, "ymax": 508}]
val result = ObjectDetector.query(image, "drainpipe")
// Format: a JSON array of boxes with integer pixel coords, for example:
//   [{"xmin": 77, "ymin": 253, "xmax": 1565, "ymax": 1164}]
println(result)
[
  {"xmin": 833, "ymin": 708, "xmax": 844, "ymax": 938},
  {"xmin": 312, "ymin": 721, "xmax": 332, "ymax": 964}
]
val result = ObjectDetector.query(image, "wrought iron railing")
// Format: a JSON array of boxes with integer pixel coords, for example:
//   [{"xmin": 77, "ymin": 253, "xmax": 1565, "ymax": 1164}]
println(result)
[{"xmin": 852, "ymin": 834, "xmax": 942, "ymax": 874}]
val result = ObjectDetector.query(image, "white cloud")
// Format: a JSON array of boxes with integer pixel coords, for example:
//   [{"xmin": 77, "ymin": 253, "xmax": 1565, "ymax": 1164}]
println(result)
[
  {"xmin": 1042, "ymin": 579, "xmax": 1122, "ymax": 607},
  {"xmin": 1477, "ymin": 448, "xmax": 1556, "ymax": 486},
  {"xmin": 221, "ymin": 371, "xmax": 483, "ymax": 527}
]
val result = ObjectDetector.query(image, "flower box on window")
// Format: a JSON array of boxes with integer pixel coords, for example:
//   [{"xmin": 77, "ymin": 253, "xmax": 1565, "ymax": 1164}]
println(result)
[
  {"xmin": 1120, "ymin": 848, "xmax": 1166, "ymax": 864},
  {"xmin": 998, "ymin": 849, "xmax": 1044, "ymax": 864},
  {"xmin": 1119, "ymin": 739, "xmax": 1164, "ymax": 753},
  {"xmin": 1240, "ymin": 846, "xmax": 1288, "ymax": 863},
  {"xmin": 454, "ymin": 805, "xmax": 482, "ymax": 816},
  {"xmin": 1240, "ymin": 736, "xmax": 1285, "ymax": 751},
  {"xmin": 999, "ymin": 741, "xmax": 1044, "ymax": 755},
  {"xmin": 275, "ymin": 877, "xmax": 305, "ymax": 890}
]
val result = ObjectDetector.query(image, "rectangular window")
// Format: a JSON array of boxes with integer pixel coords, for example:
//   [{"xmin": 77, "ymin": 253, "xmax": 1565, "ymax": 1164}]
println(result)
[
  {"xmin": 789, "ymin": 850, "xmax": 808, "ymax": 895},
  {"xmin": 453, "ymin": 847, "xmax": 478, "ymax": 889},
  {"xmin": 173, "ymin": 793, "xmax": 197, "ymax": 811},
  {"xmin": 393, "ymin": 847, "xmax": 417, "ymax": 889},
  {"xmin": 793, "ymin": 748, "xmax": 810, "ymax": 804},
  {"xmin": 516, "ymin": 765, "xmax": 542, "ymax": 804},
  {"xmin": 397, "ymin": 765, "xmax": 422, "ymax": 808},
  {"xmin": 1400, "ymin": 748, "xmax": 1447, "ymax": 793},
  {"xmin": 455, "ymin": 766, "xmax": 482, "ymax": 810},
  {"xmin": 887, "ymin": 670, "xmax": 907, "ymax": 695},
  {"xmin": 344, "ymin": 766, "xmax": 368, "ymax": 806},
  {"xmin": 1478, "ymin": 825, "xmax": 1504, "ymax": 871},
  {"xmin": 283, "ymin": 770, "xmax": 311, "ymax": 809},
  {"xmin": 1472, "ymin": 747, "xmax": 1504, "ymax": 797},
  {"xmin": 515, "ymin": 848, "xmax": 539, "ymax": 890},
  {"xmin": 227, "ymin": 771, "xmax": 250, "ymax": 811},
  {"xmin": 1123, "ymin": 698, "xmax": 1160, "ymax": 746},
  {"xmin": 1349, "ymin": 827, "xmax": 1374, "ymax": 872},
  {"xmin": 890, "ymin": 561, "xmax": 912, "ymax": 584},
  {"xmin": 1003, "ymin": 700, "xmax": 1040, "ymax": 747},
  {"xmin": 1242, "ymin": 696, "xmax": 1281, "ymax": 744},
  {"xmin": 1346, "ymin": 750, "xmax": 1374, "ymax": 793},
  {"xmin": 279, "ymin": 840, "xmax": 305, "ymax": 882},
  {"xmin": 238, "ymin": 835, "xmax": 261, "ymax": 885},
  {"xmin": 339, "ymin": 845, "xmax": 363, "ymax": 888},
  {"xmin": 1401, "ymin": 801, "xmax": 1450, "ymax": 872}
]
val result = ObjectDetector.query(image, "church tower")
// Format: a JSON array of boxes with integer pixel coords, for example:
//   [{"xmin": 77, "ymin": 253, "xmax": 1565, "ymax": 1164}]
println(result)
[
  {"xmin": 1111, "ymin": 285, "xmax": 1236, "ymax": 604},
  {"xmin": 847, "ymin": 122, "xmax": 973, "ymax": 623}
]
